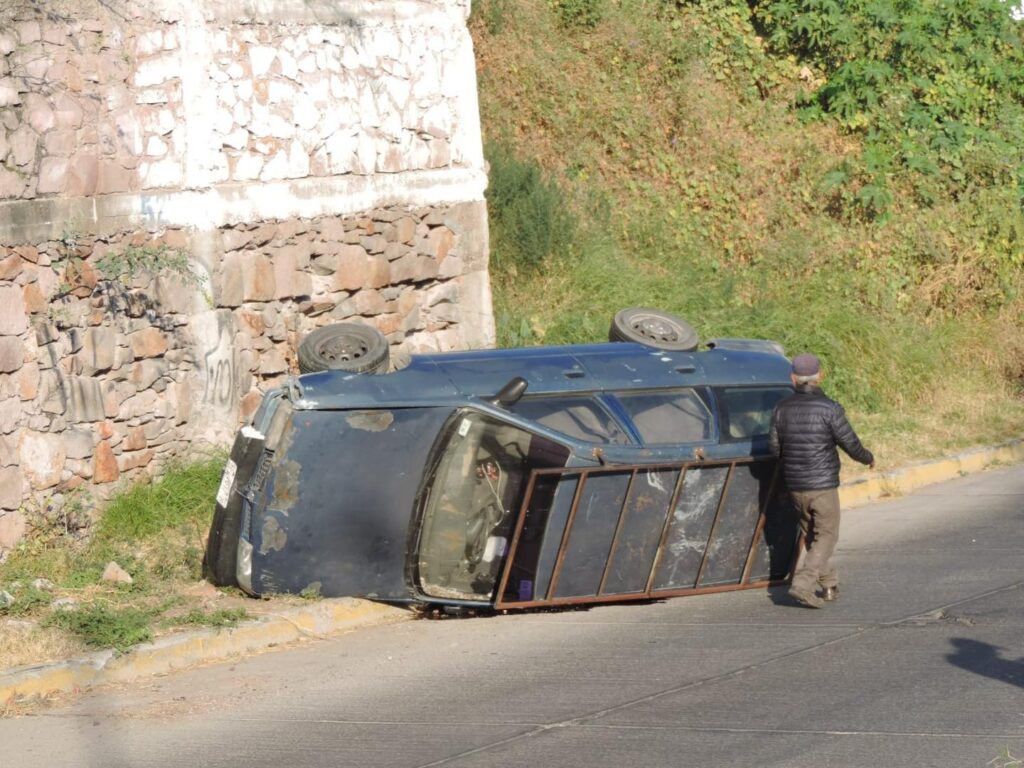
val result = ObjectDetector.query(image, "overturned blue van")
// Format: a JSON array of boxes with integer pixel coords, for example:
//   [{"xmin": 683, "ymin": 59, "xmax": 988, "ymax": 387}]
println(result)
[{"xmin": 204, "ymin": 310, "xmax": 800, "ymax": 610}]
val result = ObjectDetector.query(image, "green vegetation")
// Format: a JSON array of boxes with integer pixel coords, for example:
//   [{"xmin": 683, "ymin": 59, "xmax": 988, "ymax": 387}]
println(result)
[
  {"xmin": 0, "ymin": 458, "xmax": 237, "ymax": 660},
  {"xmin": 163, "ymin": 608, "xmax": 249, "ymax": 630},
  {"xmin": 0, "ymin": 586, "xmax": 52, "ymax": 618},
  {"xmin": 755, "ymin": 0, "xmax": 1024, "ymax": 218},
  {"xmin": 94, "ymin": 243, "xmax": 201, "ymax": 288},
  {"xmin": 472, "ymin": 0, "xmax": 1024, "ymax": 466},
  {"xmin": 96, "ymin": 458, "xmax": 222, "ymax": 543},
  {"xmin": 486, "ymin": 141, "xmax": 577, "ymax": 271},
  {"xmin": 45, "ymin": 604, "xmax": 154, "ymax": 652}
]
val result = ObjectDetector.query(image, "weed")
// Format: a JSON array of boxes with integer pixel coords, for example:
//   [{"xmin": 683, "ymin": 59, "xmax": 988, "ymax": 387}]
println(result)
[
  {"xmin": 988, "ymin": 747, "xmax": 1022, "ymax": 768},
  {"xmin": 94, "ymin": 243, "xmax": 200, "ymax": 288},
  {"xmin": 0, "ymin": 458, "xmax": 227, "ymax": 655},
  {"xmin": 485, "ymin": 141, "xmax": 576, "ymax": 272},
  {"xmin": 753, "ymin": 0, "xmax": 1024, "ymax": 224},
  {"xmin": 550, "ymin": 0, "xmax": 604, "ymax": 30},
  {"xmin": 299, "ymin": 582, "xmax": 323, "ymax": 601},
  {"xmin": 470, "ymin": 0, "xmax": 511, "ymax": 35},
  {"xmin": 0, "ymin": 586, "xmax": 52, "ymax": 618},
  {"xmin": 94, "ymin": 457, "xmax": 224, "ymax": 544},
  {"xmin": 44, "ymin": 603, "xmax": 154, "ymax": 652},
  {"xmin": 164, "ymin": 608, "xmax": 248, "ymax": 629}
]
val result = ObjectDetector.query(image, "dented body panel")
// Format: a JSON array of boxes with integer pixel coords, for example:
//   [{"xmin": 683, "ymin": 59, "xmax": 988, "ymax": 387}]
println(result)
[
  {"xmin": 205, "ymin": 340, "xmax": 801, "ymax": 608},
  {"xmin": 249, "ymin": 407, "xmax": 453, "ymax": 599}
]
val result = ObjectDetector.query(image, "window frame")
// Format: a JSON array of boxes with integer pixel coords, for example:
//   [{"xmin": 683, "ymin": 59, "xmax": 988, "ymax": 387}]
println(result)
[
  {"xmin": 507, "ymin": 392, "xmax": 633, "ymax": 446},
  {"xmin": 605, "ymin": 387, "xmax": 719, "ymax": 447},
  {"xmin": 714, "ymin": 385, "xmax": 794, "ymax": 443}
]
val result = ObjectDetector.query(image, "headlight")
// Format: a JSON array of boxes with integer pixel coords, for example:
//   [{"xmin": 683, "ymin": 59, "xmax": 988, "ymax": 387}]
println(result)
[{"xmin": 236, "ymin": 537, "xmax": 254, "ymax": 594}]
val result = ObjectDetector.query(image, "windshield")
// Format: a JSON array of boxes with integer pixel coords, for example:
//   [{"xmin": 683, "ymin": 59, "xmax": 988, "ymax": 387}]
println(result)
[{"xmin": 417, "ymin": 411, "xmax": 569, "ymax": 601}]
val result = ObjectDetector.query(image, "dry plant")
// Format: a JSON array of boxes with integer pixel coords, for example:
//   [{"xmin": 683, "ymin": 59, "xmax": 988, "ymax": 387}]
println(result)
[{"xmin": 0, "ymin": 620, "xmax": 84, "ymax": 671}]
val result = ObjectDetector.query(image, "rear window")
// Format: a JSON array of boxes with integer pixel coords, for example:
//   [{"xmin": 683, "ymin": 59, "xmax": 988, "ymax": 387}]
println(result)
[
  {"xmin": 615, "ymin": 390, "xmax": 713, "ymax": 445},
  {"xmin": 510, "ymin": 396, "xmax": 629, "ymax": 444},
  {"xmin": 718, "ymin": 387, "xmax": 792, "ymax": 440}
]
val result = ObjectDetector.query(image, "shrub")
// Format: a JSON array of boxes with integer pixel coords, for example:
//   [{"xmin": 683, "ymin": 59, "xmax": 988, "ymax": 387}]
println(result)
[
  {"xmin": 753, "ymin": 0, "xmax": 1024, "ymax": 218},
  {"xmin": 485, "ymin": 141, "xmax": 576, "ymax": 271},
  {"xmin": 551, "ymin": 0, "xmax": 604, "ymax": 29}
]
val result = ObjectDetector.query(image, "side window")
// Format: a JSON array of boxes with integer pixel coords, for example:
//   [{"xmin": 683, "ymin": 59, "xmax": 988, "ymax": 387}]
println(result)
[
  {"xmin": 615, "ymin": 390, "xmax": 713, "ymax": 445},
  {"xmin": 718, "ymin": 387, "xmax": 792, "ymax": 440},
  {"xmin": 510, "ymin": 396, "xmax": 629, "ymax": 445}
]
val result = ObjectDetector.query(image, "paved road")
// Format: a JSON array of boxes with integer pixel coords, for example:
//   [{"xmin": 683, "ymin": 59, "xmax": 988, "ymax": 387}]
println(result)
[{"xmin": 4, "ymin": 466, "xmax": 1023, "ymax": 768}]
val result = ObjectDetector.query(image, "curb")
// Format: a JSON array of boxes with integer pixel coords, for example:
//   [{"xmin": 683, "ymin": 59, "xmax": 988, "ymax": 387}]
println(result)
[
  {"xmin": 3, "ymin": 439, "xmax": 1021, "ymax": 706},
  {"xmin": 838, "ymin": 438, "xmax": 1024, "ymax": 508},
  {"xmin": 1, "ymin": 597, "xmax": 409, "ymax": 705}
]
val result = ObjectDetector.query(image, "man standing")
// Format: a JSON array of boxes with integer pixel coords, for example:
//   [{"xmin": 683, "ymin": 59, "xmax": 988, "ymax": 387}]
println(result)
[{"xmin": 769, "ymin": 353, "xmax": 875, "ymax": 609}]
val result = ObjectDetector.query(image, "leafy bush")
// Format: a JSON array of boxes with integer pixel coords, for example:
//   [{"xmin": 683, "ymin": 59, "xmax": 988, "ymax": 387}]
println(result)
[
  {"xmin": 485, "ymin": 141, "xmax": 577, "ymax": 271},
  {"xmin": 551, "ymin": 0, "xmax": 604, "ymax": 29},
  {"xmin": 753, "ymin": 0, "xmax": 1024, "ymax": 218}
]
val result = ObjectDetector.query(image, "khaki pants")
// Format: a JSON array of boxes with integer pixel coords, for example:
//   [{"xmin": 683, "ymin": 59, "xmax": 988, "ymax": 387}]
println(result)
[{"xmin": 790, "ymin": 488, "xmax": 840, "ymax": 593}]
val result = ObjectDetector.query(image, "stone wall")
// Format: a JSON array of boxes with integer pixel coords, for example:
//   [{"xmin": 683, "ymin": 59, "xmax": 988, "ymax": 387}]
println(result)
[{"xmin": 0, "ymin": 0, "xmax": 493, "ymax": 554}]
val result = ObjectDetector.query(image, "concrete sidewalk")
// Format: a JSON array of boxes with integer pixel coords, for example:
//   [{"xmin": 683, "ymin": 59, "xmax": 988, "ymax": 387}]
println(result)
[{"xmin": 2, "ymin": 438, "xmax": 1021, "ymax": 707}]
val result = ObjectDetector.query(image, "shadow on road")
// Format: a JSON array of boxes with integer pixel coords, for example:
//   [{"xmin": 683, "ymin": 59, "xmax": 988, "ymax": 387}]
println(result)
[{"xmin": 947, "ymin": 638, "xmax": 1024, "ymax": 689}]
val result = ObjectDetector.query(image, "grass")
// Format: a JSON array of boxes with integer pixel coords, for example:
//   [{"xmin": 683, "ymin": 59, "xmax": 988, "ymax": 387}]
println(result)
[
  {"xmin": 0, "ymin": 456, "xmax": 311, "ymax": 669},
  {"xmin": 0, "ymin": 456, "xmax": 251, "ymax": 666},
  {"xmin": 0, "ymin": 621, "xmax": 83, "ymax": 671},
  {"xmin": 44, "ymin": 603, "xmax": 154, "ymax": 652},
  {"xmin": 162, "ymin": 608, "xmax": 249, "ymax": 630}
]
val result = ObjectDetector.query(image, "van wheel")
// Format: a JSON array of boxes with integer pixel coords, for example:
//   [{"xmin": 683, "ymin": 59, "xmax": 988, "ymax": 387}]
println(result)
[
  {"xmin": 609, "ymin": 308, "xmax": 699, "ymax": 351},
  {"xmin": 297, "ymin": 322, "xmax": 390, "ymax": 374}
]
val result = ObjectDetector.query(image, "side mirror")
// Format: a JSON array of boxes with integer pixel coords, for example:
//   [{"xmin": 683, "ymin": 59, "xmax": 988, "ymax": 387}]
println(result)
[{"xmin": 490, "ymin": 376, "xmax": 528, "ymax": 408}]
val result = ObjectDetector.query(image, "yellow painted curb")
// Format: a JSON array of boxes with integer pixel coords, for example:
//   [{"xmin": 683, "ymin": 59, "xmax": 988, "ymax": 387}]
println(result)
[
  {"xmin": 1, "ymin": 598, "xmax": 409, "ymax": 706},
  {"xmin": 839, "ymin": 439, "xmax": 1024, "ymax": 509}
]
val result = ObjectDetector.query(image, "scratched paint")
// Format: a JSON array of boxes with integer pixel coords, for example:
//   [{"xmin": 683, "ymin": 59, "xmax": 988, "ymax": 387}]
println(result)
[
  {"xmin": 271, "ymin": 459, "xmax": 302, "ymax": 511},
  {"xmin": 346, "ymin": 410, "xmax": 394, "ymax": 432},
  {"xmin": 260, "ymin": 516, "xmax": 288, "ymax": 554}
]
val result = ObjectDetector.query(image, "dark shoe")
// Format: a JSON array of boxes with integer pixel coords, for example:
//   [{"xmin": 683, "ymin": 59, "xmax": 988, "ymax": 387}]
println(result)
[
  {"xmin": 789, "ymin": 586, "xmax": 824, "ymax": 609},
  {"xmin": 821, "ymin": 586, "xmax": 838, "ymax": 602}
]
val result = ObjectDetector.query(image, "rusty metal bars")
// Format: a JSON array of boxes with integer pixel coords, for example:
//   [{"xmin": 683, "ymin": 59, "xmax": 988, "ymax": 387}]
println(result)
[
  {"xmin": 544, "ymin": 471, "xmax": 589, "ymax": 600},
  {"xmin": 596, "ymin": 469, "xmax": 639, "ymax": 598},
  {"xmin": 494, "ymin": 457, "xmax": 791, "ymax": 610},
  {"xmin": 738, "ymin": 463, "xmax": 781, "ymax": 585},
  {"xmin": 643, "ymin": 466, "xmax": 689, "ymax": 595},
  {"xmin": 692, "ymin": 463, "xmax": 736, "ymax": 588}
]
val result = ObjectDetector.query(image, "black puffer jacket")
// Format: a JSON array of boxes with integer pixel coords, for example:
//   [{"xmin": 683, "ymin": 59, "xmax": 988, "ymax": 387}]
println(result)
[{"xmin": 768, "ymin": 385, "xmax": 874, "ymax": 491}]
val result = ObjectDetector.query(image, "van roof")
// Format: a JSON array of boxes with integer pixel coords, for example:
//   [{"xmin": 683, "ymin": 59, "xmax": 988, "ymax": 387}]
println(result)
[{"xmin": 293, "ymin": 341, "xmax": 792, "ymax": 410}]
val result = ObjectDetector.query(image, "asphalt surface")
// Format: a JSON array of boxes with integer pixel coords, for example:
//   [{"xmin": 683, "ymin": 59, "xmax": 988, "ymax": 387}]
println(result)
[{"xmin": 3, "ymin": 466, "xmax": 1023, "ymax": 768}]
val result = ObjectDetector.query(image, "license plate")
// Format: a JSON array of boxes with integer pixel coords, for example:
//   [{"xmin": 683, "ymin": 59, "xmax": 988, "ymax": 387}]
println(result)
[{"xmin": 216, "ymin": 459, "xmax": 238, "ymax": 507}]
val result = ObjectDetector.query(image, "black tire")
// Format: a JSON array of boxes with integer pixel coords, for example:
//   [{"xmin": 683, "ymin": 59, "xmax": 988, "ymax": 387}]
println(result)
[
  {"xmin": 297, "ymin": 322, "xmax": 390, "ymax": 374},
  {"xmin": 609, "ymin": 308, "xmax": 699, "ymax": 351}
]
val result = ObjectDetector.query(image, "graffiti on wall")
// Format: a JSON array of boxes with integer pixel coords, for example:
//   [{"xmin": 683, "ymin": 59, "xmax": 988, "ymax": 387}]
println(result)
[{"xmin": 192, "ymin": 309, "xmax": 241, "ymax": 415}]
